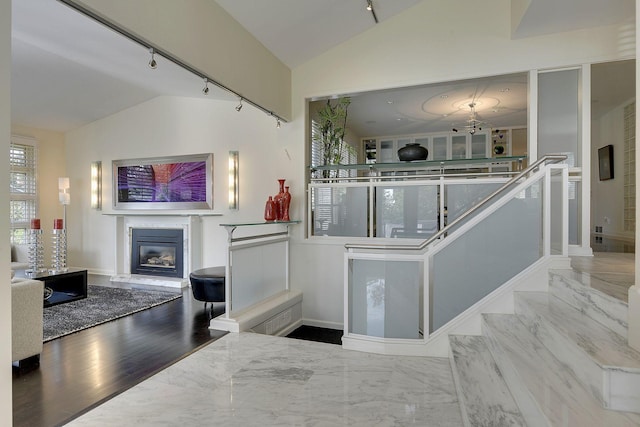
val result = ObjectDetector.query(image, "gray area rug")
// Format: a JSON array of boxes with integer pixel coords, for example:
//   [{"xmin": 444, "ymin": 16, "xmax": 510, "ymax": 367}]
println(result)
[{"xmin": 43, "ymin": 285, "xmax": 182, "ymax": 342}]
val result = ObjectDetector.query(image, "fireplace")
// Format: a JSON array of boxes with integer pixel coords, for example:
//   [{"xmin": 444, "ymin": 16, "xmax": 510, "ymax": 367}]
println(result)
[{"xmin": 130, "ymin": 228, "xmax": 184, "ymax": 278}]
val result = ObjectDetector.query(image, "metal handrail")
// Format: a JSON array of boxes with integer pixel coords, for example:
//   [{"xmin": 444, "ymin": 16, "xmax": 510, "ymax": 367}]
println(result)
[{"xmin": 345, "ymin": 154, "xmax": 567, "ymax": 251}]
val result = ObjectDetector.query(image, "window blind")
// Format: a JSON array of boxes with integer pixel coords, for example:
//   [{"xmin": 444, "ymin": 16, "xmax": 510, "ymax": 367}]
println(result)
[{"xmin": 10, "ymin": 138, "xmax": 38, "ymax": 244}]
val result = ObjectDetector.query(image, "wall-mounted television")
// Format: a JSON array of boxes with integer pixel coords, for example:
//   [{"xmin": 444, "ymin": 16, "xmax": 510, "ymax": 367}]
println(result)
[{"xmin": 598, "ymin": 145, "xmax": 614, "ymax": 181}]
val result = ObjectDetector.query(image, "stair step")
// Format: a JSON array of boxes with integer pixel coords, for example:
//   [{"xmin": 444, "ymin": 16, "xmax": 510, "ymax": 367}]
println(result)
[
  {"xmin": 515, "ymin": 291, "xmax": 640, "ymax": 413},
  {"xmin": 482, "ymin": 313, "xmax": 640, "ymax": 426},
  {"xmin": 449, "ymin": 335, "xmax": 526, "ymax": 426},
  {"xmin": 549, "ymin": 269, "xmax": 628, "ymax": 337}
]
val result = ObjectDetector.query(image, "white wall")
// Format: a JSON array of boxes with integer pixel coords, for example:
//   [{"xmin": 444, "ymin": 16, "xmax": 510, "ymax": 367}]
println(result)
[
  {"xmin": 0, "ymin": 0, "xmax": 11, "ymax": 422},
  {"xmin": 65, "ymin": 96, "xmax": 299, "ymax": 273},
  {"xmin": 286, "ymin": 0, "xmax": 635, "ymax": 328},
  {"xmin": 591, "ymin": 99, "xmax": 635, "ymax": 239}
]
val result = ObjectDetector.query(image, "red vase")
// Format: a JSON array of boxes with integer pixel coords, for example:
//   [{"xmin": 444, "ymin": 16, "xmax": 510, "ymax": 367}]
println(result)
[
  {"xmin": 273, "ymin": 179, "xmax": 286, "ymax": 220},
  {"xmin": 264, "ymin": 196, "xmax": 276, "ymax": 221},
  {"xmin": 282, "ymin": 186, "xmax": 291, "ymax": 222}
]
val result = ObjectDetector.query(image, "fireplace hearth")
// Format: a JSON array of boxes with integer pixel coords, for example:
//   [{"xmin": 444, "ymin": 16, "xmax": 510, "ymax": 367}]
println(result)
[{"xmin": 131, "ymin": 228, "xmax": 184, "ymax": 278}]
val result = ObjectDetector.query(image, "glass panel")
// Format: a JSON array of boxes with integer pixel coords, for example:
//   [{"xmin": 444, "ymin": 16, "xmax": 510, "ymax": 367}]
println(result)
[
  {"xmin": 349, "ymin": 259, "xmax": 422, "ymax": 339},
  {"xmin": 231, "ymin": 241, "xmax": 287, "ymax": 313},
  {"xmin": 376, "ymin": 184, "xmax": 438, "ymax": 238},
  {"xmin": 431, "ymin": 179, "xmax": 543, "ymax": 332},
  {"xmin": 312, "ymin": 186, "xmax": 368, "ymax": 237},
  {"xmin": 569, "ymin": 181, "xmax": 581, "ymax": 245},
  {"xmin": 379, "ymin": 140, "xmax": 395, "ymax": 163},
  {"xmin": 432, "ymin": 136, "xmax": 447, "ymax": 160},
  {"xmin": 471, "ymin": 133, "xmax": 487, "ymax": 158},
  {"xmin": 445, "ymin": 181, "xmax": 504, "ymax": 226},
  {"xmin": 451, "ymin": 135, "xmax": 467, "ymax": 159},
  {"xmin": 538, "ymin": 69, "xmax": 579, "ymax": 167},
  {"xmin": 550, "ymin": 169, "xmax": 564, "ymax": 254}
]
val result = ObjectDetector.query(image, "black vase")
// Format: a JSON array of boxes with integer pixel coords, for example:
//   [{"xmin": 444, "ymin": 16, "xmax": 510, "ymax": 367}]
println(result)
[
  {"xmin": 493, "ymin": 145, "xmax": 505, "ymax": 155},
  {"xmin": 397, "ymin": 143, "xmax": 428, "ymax": 161}
]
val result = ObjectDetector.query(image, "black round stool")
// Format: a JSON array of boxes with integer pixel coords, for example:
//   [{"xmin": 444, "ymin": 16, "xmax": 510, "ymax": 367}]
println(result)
[{"xmin": 189, "ymin": 266, "xmax": 225, "ymax": 312}]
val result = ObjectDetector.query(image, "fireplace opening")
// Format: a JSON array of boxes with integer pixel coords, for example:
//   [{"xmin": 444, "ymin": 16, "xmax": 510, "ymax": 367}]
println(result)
[{"xmin": 131, "ymin": 228, "xmax": 184, "ymax": 278}]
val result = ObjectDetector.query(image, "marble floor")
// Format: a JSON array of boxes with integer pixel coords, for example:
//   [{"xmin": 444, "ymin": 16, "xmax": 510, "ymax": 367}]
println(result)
[
  {"xmin": 571, "ymin": 252, "xmax": 634, "ymax": 302},
  {"xmin": 66, "ymin": 250, "xmax": 635, "ymax": 426},
  {"xmin": 67, "ymin": 332, "xmax": 463, "ymax": 426}
]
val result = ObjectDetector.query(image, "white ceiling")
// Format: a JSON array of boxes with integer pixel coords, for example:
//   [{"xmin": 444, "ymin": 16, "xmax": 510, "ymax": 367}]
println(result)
[{"xmin": 10, "ymin": 0, "xmax": 635, "ymax": 134}]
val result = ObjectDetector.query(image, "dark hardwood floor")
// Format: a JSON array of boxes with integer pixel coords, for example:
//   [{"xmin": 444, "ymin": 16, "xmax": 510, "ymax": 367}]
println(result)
[{"xmin": 12, "ymin": 275, "xmax": 227, "ymax": 427}]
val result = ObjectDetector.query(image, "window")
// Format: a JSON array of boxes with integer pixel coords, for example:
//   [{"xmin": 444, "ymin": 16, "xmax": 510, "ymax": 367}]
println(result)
[
  {"xmin": 310, "ymin": 119, "xmax": 357, "ymax": 178},
  {"xmin": 10, "ymin": 137, "xmax": 37, "ymax": 244}
]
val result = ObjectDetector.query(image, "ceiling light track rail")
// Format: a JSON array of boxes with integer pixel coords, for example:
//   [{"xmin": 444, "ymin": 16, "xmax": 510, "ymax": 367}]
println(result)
[
  {"xmin": 56, "ymin": 0, "xmax": 286, "ymax": 126},
  {"xmin": 366, "ymin": 0, "xmax": 378, "ymax": 23}
]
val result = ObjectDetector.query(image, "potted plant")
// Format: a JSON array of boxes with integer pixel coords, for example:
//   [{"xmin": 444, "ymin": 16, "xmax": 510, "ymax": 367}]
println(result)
[{"xmin": 312, "ymin": 97, "xmax": 354, "ymax": 178}]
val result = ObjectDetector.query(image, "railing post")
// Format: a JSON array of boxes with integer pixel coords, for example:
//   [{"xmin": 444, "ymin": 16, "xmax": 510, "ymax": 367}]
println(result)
[
  {"xmin": 562, "ymin": 166, "xmax": 569, "ymax": 256},
  {"xmin": 544, "ymin": 167, "xmax": 551, "ymax": 257}
]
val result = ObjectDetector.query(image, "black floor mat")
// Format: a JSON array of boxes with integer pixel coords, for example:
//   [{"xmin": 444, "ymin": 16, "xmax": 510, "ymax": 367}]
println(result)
[{"xmin": 286, "ymin": 325, "xmax": 343, "ymax": 345}]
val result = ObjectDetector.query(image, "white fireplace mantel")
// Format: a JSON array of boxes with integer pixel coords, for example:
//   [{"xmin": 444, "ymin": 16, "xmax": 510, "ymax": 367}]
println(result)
[{"xmin": 110, "ymin": 214, "xmax": 205, "ymax": 288}]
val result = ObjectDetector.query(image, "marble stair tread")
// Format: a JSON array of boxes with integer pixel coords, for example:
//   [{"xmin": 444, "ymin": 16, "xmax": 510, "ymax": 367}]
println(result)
[
  {"xmin": 549, "ymin": 269, "xmax": 628, "ymax": 337},
  {"xmin": 482, "ymin": 313, "xmax": 640, "ymax": 426},
  {"xmin": 515, "ymin": 292, "xmax": 640, "ymax": 371},
  {"xmin": 449, "ymin": 335, "xmax": 526, "ymax": 427}
]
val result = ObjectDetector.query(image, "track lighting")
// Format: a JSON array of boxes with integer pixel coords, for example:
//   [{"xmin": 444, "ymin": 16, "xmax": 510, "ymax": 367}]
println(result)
[
  {"xmin": 148, "ymin": 48, "xmax": 157, "ymax": 69},
  {"xmin": 365, "ymin": 0, "xmax": 378, "ymax": 22},
  {"xmin": 58, "ymin": 0, "xmax": 288, "ymax": 127}
]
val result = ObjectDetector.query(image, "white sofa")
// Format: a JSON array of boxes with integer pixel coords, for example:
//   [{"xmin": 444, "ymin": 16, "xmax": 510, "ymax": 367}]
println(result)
[
  {"xmin": 11, "ymin": 244, "xmax": 29, "ymax": 271},
  {"xmin": 11, "ymin": 277, "xmax": 44, "ymax": 369}
]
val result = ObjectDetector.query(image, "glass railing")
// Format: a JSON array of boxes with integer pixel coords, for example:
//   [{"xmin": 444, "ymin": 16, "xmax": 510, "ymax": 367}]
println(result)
[
  {"xmin": 309, "ymin": 178, "xmax": 509, "ymax": 238},
  {"xmin": 342, "ymin": 156, "xmax": 568, "ymax": 354},
  {"xmin": 310, "ymin": 155, "xmax": 526, "ymax": 174}
]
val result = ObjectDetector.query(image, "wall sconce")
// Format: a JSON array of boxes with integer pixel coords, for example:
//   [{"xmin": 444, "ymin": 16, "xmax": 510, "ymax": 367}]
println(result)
[
  {"xmin": 90, "ymin": 161, "xmax": 102, "ymax": 210},
  {"xmin": 228, "ymin": 151, "xmax": 239, "ymax": 210}
]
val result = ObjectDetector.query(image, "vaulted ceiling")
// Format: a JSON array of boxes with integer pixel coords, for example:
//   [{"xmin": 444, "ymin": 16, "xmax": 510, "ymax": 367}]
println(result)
[{"xmin": 10, "ymin": 0, "xmax": 635, "ymax": 134}]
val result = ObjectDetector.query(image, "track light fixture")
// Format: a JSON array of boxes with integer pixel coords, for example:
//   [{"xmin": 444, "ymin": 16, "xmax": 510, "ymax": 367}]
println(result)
[
  {"xmin": 365, "ymin": 0, "xmax": 378, "ymax": 23},
  {"xmin": 235, "ymin": 98, "xmax": 243, "ymax": 112},
  {"xmin": 148, "ymin": 48, "xmax": 157, "ymax": 69},
  {"xmin": 58, "ymin": 0, "xmax": 287, "ymax": 127},
  {"xmin": 202, "ymin": 78, "xmax": 209, "ymax": 95}
]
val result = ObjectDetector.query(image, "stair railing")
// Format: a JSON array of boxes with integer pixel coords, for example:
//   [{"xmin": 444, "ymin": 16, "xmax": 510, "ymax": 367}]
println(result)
[{"xmin": 343, "ymin": 155, "xmax": 568, "ymax": 356}]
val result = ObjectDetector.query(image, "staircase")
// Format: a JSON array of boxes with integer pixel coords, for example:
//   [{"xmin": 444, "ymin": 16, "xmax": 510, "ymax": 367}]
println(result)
[{"xmin": 449, "ymin": 269, "xmax": 640, "ymax": 426}]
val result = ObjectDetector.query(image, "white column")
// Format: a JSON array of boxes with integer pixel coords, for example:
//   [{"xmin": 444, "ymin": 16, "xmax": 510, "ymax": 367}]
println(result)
[
  {"xmin": 579, "ymin": 64, "xmax": 593, "ymax": 256},
  {"xmin": 0, "ymin": 0, "xmax": 12, "ymax": 422},
  {"xmin": 630, "ymin": 0, "xmax": 640, "ymax": 352}
]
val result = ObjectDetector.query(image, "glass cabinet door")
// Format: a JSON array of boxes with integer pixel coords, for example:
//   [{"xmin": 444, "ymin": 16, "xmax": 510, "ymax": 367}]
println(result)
[
  {"xmin": 379, "ymin": 140, "xmax": 395, "ymax": 163},
  {"xmin": 432, "ymin": 136, "xmax": 447, "ymax": 160},
  {"xmin": 471, "ymin": 133, "xmax": 487, "ymax": 158},
  {"xmin": 451, "ymin": 135, "xmax": 467, "ymax": 159}
]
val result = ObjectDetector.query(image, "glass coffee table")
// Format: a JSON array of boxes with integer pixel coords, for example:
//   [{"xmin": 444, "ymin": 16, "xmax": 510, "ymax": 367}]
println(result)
[{"xmin": 18, "ymin": 268, "xmax": 88, "ymax": 307}]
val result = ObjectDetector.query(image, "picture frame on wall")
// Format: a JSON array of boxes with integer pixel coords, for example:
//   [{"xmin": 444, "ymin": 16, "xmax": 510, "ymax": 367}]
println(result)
[
  {"xmin": 113, "ymin": 153, "xmax": 213, "ymax": 210},
  {"xmin": 598, "ymin": 144, "xmax": 614, "ymax": 181}
]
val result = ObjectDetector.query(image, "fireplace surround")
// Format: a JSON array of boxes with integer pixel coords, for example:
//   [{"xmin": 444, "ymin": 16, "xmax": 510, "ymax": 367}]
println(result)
[{"xmin": 110, "ymin": 215, "xmax": 205, "ymax": 288}]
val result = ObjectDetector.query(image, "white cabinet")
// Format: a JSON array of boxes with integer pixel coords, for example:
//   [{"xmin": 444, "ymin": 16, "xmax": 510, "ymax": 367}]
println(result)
[{"xmin": 360, "ymin": 129, "xmax": 518, "ymax": 164}]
